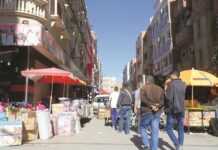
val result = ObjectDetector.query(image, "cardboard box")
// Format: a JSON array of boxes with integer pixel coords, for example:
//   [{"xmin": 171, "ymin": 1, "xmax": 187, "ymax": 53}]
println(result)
[
  {"xmin": 52, "ymin": 104, "xmax": 64, "ymax": 114},
  {"xmin": 184, "ymin": 111, "xmax": 202, "ymax": 127},
  {"xmin": 22, "ymin": 111, "xmax": 38, "ymax": 141},
  {"xmin": 57, "ymin": 112, "xmax": 74, "ymax": 136},
  {"xmin": 23, "ymin": 130, "xmax": 38, "ymax": 141},
  {"xmin": 98, "ymin": 108, "xmax": 110, "ymax": 119},
  {"xmin": 0, "ymin": 121, "xmax": 22, "ymax": 146}
]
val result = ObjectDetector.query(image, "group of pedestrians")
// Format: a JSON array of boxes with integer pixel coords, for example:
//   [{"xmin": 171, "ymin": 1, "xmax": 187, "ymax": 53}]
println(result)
[{"xmin": 109, "ymin": 71, "xmax": 186, "ymax": 150}]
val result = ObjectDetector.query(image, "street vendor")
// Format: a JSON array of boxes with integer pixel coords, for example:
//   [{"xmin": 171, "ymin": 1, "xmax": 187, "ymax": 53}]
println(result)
[
  {"xmin": 208, "ymin": 86, "xmax": 218, "ymax": 104},
  {"xmin": 209, "ymin": 86, "xmax": 218, "ymax": 118}
]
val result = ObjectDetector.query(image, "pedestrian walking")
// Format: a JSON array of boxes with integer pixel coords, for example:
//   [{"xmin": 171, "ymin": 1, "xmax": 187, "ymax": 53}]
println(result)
[
  {"xmin": 165, "ymin": 71, "xmax": 186, "ymax": 150},
  {"xmin": 134, "ymin": 75, "xmax": 143, "ymax": 133},
  {"xmin": 109, "ymin": 86, "xmax": 120, "ymax": 129},
  {"xmin": 117, "ymin": 84, "xmax": 132, "ymax": 134},
  {"xmin": 140, "ymin": 76, "xmax": 164, "ymax": 150}
]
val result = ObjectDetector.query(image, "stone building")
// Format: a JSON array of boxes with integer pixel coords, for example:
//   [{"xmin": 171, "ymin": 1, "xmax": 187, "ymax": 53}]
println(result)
[
  {"xmin": 171, "ymin": 0, "xmax": 218, "ymax": 73},
  {"xmin": 170, "ymin": 0, "xmax": 194, "ymax": 70},
  {"xmin": 0, "ymin": 0, "xmax": 98, "ymax": 103},
  {"xmin": 150, "ymin": 0, "xmax": 174, "ymax": 76},
  {"xmin": 135, "ymin": 31, "xmax": 145, "ymax": 87},
  {"xmin": 143, "ymin": 24, "xmax": 153, "ymax": 76}
]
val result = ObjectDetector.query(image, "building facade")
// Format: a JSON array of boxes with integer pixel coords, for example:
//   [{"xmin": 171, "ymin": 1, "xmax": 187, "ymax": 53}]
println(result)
[
  {"xmin": 151, "ymin": 0, "xmax": 174, "ymax": 76},
  {"xmin": 143, "ymin": 24, "xmax": 154, "ymax": 76},
  {"xmin": 135, "ymin": 31, "xmax": 145, "ymax": 87},
  {"xmin": 170, "ymin": 0, "xmax": 193, "ymax": 70},
  {"xmin": 0, "ymin": 0, "xmax": 98, "ymax": 103},
  {"xmin": 192, "ymin": 0, "xmax": 218, "ymax": 72},
  {"xmin": 171, "ymin": 0, "xmax": 218, "ymax": 73}
]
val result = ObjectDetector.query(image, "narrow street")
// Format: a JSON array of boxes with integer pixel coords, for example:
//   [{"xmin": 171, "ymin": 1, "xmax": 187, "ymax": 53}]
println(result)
[{"xmin": 1, "ymin": 118, "xmax": 218, "ymax": 150}]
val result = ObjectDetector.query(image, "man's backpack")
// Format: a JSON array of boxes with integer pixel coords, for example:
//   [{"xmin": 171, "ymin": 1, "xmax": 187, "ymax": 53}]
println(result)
[{"xmin": 209, "ymin": 118, "xmax": 218, "ymax": 137}]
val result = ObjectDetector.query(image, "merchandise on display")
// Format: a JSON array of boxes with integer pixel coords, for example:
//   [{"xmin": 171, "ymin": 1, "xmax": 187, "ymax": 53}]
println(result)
[
  {"xmin": 0, "ymin": 97, "xmax": 92, "ymax": 146},
  {"xmin": 0, "ymin": 120, "xmax": 22, "ymax": 146},
  {"xmin": 36, "ymin": 110, "xmax": 52, "ymax": 140}
]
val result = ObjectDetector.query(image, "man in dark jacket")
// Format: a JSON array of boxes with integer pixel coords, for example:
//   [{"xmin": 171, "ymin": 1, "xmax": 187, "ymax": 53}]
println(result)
[
  {"xmin": 117, "ymin": 84, "xmax": 132, "ymax": 134},
  {"xmin": 140, "ymin": 76, "xmax": 164, "ymax": 150},
  {"xmin": 165, "ymin": 71, "xmax": 186, "ymax": 150}
]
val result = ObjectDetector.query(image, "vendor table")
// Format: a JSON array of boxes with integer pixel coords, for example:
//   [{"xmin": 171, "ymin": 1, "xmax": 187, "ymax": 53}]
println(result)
[{"xmin": 185, "ymin": 107, "xmax": 216, "ymax": 132}]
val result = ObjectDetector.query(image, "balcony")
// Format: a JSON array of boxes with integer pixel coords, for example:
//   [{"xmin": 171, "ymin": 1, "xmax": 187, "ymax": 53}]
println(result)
[
  {"xmin": 50, "ymin": 15, "xmax": 65, "ymax": 29},
  {"xmin": 0, "ymin": 0, "xmax": 47, "ymax": 24},
  {"xmin": 35, "ymin": 0, "xmax": 48, "ymax": 5}
]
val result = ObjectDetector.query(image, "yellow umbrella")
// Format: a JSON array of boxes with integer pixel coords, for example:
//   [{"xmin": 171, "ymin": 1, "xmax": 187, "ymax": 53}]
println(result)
[
  {"xmin": 180, "ymin": 68, "xmax": 218, "ymax": 86},
  {"xmin": 180, "ymin": 68, "xmax": 218, "ymax": 107}
]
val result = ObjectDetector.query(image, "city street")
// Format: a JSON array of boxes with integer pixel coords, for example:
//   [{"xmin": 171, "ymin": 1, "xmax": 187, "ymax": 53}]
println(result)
[
  {"xmin": 0, "ymin": 0, "xmax": 218, "ymax": 150},
  {"xmin": 1, "ymin": 118, "xmax": 218, "ymax": 150}
]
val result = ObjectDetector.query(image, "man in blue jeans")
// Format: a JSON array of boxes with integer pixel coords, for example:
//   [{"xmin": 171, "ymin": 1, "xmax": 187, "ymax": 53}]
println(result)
[
  {"xmin": 165, "ymin": 71, "xmax": 186, "ymax": 150},
  {"xmin": 165, "ymin": 113, "xmax": 184, "ymax": 150},
  {"xmin": 140, "ymin": 76, "xmax": 164, "ymax": 150},
  {"xmin": 109, "ymin": 86, "xmax": 120, "ymax": 129},
  {"xmin": 117, "ymin": 84, "xmax": 132, "ymax": 134}
]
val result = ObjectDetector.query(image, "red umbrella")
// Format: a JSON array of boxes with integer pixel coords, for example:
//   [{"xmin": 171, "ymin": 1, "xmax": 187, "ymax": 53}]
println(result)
[
  {"xmin": 21, "ymin": 68, "xmax": 85, "ymax": 84},
  {"xmin": 21, "ymin": 67, "xmax": 71, "ymax": 78},
  {"xmin": 21, "ymin": 67, "xmax": 76, "ymax": 111},
  {"xmin": 38, "ymin": 74, "xmax": 79, "ymax": 84}
]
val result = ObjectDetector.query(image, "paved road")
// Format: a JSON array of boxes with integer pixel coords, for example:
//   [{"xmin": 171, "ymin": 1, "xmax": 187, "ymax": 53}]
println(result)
[{"xmin": 1, "ymin": 118, "xmax": 218, "ymax": 150}]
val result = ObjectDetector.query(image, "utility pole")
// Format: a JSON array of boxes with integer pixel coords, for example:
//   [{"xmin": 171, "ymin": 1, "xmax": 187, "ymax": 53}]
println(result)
[{"xmin": 24, "ymin": 46, "xmax": 30, "ymax": 104}]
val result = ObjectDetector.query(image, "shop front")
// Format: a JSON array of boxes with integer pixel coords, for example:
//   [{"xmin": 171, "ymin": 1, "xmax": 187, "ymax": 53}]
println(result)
[
  {"xmin": 180, "ymin": 69, "xmax": 218, "ymax": 130},
  {"xmin": 0, "ymin": 23, "xmax": 66, "ymax": 104}
]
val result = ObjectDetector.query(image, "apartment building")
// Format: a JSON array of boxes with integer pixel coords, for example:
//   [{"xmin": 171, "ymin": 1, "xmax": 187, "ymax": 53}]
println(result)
[
  {"xmin": 135, "ymin": 31, "xmax": 145, "ymax": 87},
  {"xmin": 171, "ymin": 0, "xmax": 218, "ymax": 73},
  {"xmin": 151, "ymin": 0, "xmax": 174, "ymax": 76},
  {"xmin": 0, "ymin": 0, "xmax": 98, "ymax": 102}
]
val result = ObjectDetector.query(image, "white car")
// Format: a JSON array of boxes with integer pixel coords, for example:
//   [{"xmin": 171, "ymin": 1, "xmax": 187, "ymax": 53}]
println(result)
[{"xmin": 93, "ymin": 94, "xmax": 110, "ymax": 114}]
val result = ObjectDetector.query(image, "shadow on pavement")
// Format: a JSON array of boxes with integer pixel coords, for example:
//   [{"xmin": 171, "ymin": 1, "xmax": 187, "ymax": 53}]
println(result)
[
  {"xmin": 130, "ymin": 135, "xmax": 143, "ymax": 150},
  {"xmin": 159, "ymin": 138, "xmax": 175, "ymax": 150},
  {"xmin": 80, "ymin": 118, "xmax": 92, "ymax": 128},
  {"xmin": 130, "ymin": 134, "xmax": 174, "ymax": 150}
]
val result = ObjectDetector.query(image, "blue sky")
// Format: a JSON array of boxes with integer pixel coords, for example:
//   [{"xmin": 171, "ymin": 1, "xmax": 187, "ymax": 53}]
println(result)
[{"xmin": 86, "ymin": 0, "xmax": 154, "ymax": 81}]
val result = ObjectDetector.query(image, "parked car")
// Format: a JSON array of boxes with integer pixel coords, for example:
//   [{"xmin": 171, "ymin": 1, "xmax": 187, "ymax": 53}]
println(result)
[{"xmin": 93, "ymin": 94, "xmax": 110, "ymax": 114}]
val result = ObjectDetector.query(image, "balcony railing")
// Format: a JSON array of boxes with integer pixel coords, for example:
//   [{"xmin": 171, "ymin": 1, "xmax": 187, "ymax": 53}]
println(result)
[
  {"xmin": 0, "ymin": 0, "xmax": 47, "ymax": 22},
  {"xmin": 35, "ymin": 0, "xmax": 48, "ymax": 5}
]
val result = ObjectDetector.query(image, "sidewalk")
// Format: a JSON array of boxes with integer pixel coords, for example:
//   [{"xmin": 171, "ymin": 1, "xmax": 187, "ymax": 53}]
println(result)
[{"xmin": 1, "ymin": 118, "xmax": 218, "ymax": 150}]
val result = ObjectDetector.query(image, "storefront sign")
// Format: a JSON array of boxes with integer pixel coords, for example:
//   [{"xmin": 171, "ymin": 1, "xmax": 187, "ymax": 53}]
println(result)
[
  {"xmin": 0, "ymin": 24, "xmax": 41, "ymax": 46},
  {"xmin": 0, "ymin": 24, "xmax": 64, "ymax": 64}
]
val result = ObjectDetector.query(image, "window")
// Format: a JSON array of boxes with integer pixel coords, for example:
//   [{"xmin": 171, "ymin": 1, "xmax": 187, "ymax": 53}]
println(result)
[
  {"xmin": 16, "ymin": 0, "xmax": 18, "ymax": 9},
  {"xmin": 2, "ymin": 0, "xmax": 5, "ymax": 8},
  {"xmin": 169, "ymin": 52, "xmax": 173, "ymax": 64},
  {"xmin": 197, "ymin": 20, "xmax": 201, "ymax": 38},
  {"xmin": 50, "ymin": 0, "xmax": 55, "ymax": 15},
  {"xmin": 57, "ymin": 3, "xmax": 62, "ymax": 18}
]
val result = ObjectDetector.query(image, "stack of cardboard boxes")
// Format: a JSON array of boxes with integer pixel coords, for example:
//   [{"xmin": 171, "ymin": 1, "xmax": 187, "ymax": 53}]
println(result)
[{"xmin": 98, "ymin": 108, "xmax": 110, "ymax": 120}]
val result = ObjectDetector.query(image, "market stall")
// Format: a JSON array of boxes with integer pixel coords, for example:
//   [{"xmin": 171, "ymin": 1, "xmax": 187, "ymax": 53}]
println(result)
[
  {"xmin": 180, "ymin": 68, "xmax": 218, "ymax": 129},
  {"xmin": 51, "ymin": 98, "xmax": 93, "ymax": 136},
  {"xmin": 0, "ymin": 68, "xmax": 91, "ymax": 147},
  {"xmin": 21, "ymin": 67, "xmax": 89, "ymax": 136}
]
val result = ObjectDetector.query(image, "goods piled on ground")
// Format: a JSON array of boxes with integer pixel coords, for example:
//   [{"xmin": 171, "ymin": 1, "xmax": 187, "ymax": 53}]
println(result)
[
  {"xmin": 0, "ymin": 120, "xmax": 22, "ymax": 146},
  {"xmin": 98, "ymin": 108, "xmax": 110, "ymax": 120},
  {"xmin": 0, "ymin": 99, "xmax": 93, "ymax": 147}
]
